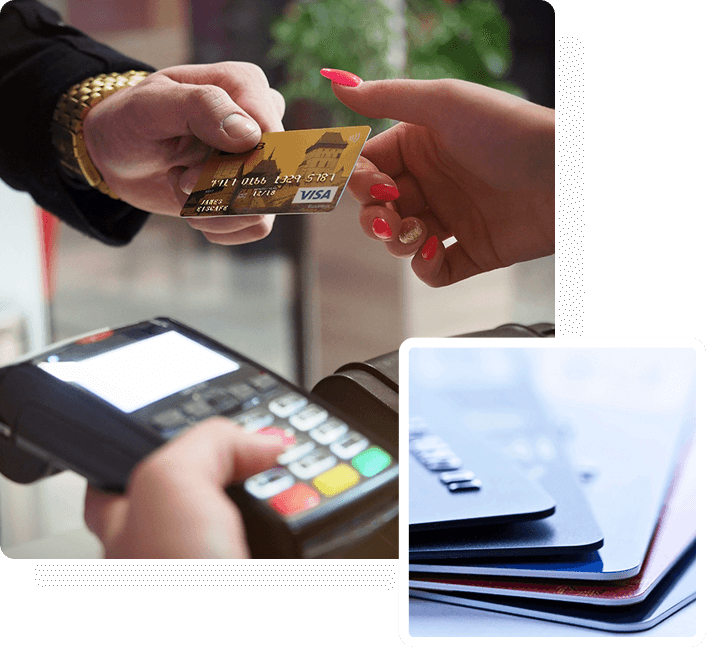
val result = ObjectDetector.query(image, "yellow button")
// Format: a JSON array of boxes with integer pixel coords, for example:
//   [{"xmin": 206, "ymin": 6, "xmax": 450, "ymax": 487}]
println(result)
[{"xmin": 313, "ymin": 464, "xmax": 360, "ymax": 497}]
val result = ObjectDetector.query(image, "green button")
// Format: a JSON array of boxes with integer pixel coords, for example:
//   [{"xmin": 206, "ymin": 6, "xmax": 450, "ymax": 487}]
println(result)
[{"xmin": 352, "ymin": 447, "xmax": 392, "ymax": 477}]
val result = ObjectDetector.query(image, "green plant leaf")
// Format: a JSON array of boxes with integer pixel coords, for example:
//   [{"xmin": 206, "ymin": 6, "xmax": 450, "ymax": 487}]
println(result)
[{"xmin": 269, "ymin": 0, "xmax": 522, "ymax": 130}]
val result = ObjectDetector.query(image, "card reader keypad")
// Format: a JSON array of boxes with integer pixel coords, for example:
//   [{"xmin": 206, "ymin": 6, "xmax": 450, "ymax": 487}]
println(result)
[
  {"xmin": 214, "ymin": 381, "xmax": 394, "ymax": 519},
  {"xmin": 147, "ymin": 368, "xmax": 394, "ymax": 520}
]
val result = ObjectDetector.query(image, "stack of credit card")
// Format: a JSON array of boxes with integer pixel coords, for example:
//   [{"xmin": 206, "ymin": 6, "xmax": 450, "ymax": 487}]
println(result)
[{"xmin": 407, "ymin": 347, "xmax": 696, "ymax": 633}]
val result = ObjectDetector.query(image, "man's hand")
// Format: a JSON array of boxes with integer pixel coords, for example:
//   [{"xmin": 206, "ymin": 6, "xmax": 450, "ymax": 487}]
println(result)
[{"xmin": 83, "ymin": 62, "xmax": 286, "ymax": 245}]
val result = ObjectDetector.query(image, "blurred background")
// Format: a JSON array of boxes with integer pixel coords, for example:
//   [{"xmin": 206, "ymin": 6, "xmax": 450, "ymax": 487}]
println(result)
[{"xmin": 0, "ymin": 0, "xmax": 554, "ymax": 555}]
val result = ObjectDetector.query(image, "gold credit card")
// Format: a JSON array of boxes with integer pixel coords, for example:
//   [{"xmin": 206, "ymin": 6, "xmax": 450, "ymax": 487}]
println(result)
[{"xmin": 180, "ymin": 126, "xmax": 371, "ymax": 217}]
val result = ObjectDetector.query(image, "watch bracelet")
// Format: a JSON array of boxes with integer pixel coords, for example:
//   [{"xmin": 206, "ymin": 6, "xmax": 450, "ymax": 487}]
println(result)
[{"xmin": 52, "ymin": 70, "xmax": 151, "ymax": 200}]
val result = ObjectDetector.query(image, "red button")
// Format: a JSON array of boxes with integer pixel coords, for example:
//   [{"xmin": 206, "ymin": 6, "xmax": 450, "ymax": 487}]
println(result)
[
  {"xmin": 257, "ymin": 426, "xmax": 296, "ymax": 446},
  {"xmin": 269, "ymin": 483, "xmax": 320, "ymax": 516}
]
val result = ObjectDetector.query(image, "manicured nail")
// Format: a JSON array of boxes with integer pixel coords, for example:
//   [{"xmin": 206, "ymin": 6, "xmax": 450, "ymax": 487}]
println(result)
[
  {"xmin": 320, "ymin": 68, "xmax": 363, "ymax": 87},
  {"xmin": 421, "ymin": 236, "xmax": 438, "ymax": 261},
  {"xmin": 398, "ymin": 220, "xmax": 423, "ymax": 245},
  {"xmin": 370, "ymin": 183, "xmax": 400, "ymax": 201},
  {"xmin": 372, "ymin": 217, "xmax": 393, "ymax": 240},
  {"xmin": 223, "ymin": 113, "xmax": 259, "ymax": 139}
]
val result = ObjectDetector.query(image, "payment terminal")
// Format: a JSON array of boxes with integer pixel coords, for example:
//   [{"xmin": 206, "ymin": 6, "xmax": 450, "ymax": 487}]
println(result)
[{"xmin": 0, "ymin": 317, "xmax": 398, "ymax": 558}]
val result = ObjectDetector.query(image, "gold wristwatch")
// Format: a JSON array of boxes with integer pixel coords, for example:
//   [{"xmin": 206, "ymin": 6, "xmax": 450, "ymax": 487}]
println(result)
[{"xmin": 51, "ymin": 70, "xmax": 150, "ymax": 200}]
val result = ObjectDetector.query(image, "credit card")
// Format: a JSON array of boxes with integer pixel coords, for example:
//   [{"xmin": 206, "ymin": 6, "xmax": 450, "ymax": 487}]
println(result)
[
  {"xmin": 408, "ymin": 348, "xmax": 602, "ymax": 558},
  {"xmin": 180, "ymin": 126, "xmax": 371, "ymax": 217},
  {"xmin": 410, "ymin": 549, "xmax": 695, "ymax": 633},
  {"xmin": 410, "ymin": 437, "xmax": 695, "ymax": 605}
]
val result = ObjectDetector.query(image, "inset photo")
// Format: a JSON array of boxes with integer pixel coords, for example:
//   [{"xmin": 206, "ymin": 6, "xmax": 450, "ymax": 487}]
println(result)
[{"xmin": 400, "ymin": 339, "xmax": 698, "ymax": 639}]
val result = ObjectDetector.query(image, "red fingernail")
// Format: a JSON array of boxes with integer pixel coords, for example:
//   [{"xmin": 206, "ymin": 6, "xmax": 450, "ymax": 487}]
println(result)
[
  {"xmin": 320, "ymin": 68, "xmax": 363, "ymax": 87},
  {"xmin": 421, "ymin": 236, "xmax": 438, "ymax": 261},
  {"xmin": 372, "ymin": 217, "xmax": 393, "ymax": 240},
  {"xmin": 370, "ymin": 184, "xmax": 400, "ymax": 201}
]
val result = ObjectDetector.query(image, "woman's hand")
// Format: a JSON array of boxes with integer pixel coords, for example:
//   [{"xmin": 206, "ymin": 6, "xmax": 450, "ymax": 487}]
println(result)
[{"xmin": 324, "ymin": 71, "xmax": 554, "ymax": 287}]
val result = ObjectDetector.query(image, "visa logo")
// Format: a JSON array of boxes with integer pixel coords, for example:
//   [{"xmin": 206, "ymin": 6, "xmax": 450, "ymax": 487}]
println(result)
[{"xmin": 292, "ymin": 186, "xmax": 338, "ymax": 204}]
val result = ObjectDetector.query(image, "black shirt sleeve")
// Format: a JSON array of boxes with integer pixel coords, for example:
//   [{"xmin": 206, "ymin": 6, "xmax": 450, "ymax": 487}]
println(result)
[{"xmin": 0, "ymin": 0, "xmax": 157, "ymax": 246}]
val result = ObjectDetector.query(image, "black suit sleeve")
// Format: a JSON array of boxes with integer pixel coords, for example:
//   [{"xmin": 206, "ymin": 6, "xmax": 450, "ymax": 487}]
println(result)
[{"xmin": 0, "ymin": 0, "xmax": 157, "ymax": 246}]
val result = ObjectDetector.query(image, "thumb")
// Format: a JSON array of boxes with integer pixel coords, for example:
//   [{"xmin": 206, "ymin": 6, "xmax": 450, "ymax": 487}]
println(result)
[
  {"xmin": 140, "ymin": 77, "xmax": 264, "ymax": 153},
  {"xmin": 180, "ymin": 84, "xmax": 263, "ymax": 153},
  {"xmin": 184, "ymin": 418, "xmax": 284, "ymax": 486},
  {"xmin": 144, "ymin": 418, "xmax": 284, "ymax": 488}
]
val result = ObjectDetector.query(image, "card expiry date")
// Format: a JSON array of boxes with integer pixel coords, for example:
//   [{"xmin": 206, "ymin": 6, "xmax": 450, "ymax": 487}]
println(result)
[{"xmin": 180, "ymin": 126, "xmax": 371, "ymax": 217}]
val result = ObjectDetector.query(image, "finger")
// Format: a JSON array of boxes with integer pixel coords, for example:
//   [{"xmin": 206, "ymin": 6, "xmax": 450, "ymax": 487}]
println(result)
[
  {"xmin": 178, "ymin": 164, "xmax": 206, "ymax": 196},
  {"xmin": 347, "ymin": 158, "xmax": 428, "ymax": 224},
  {"xmin": 198, "ymin": 216, "xmax": 275, "ymax": 245},
  {"xmin": 357, "ymin": 124, "xmax": 408, "ymax": 179},
  {"xmin": 389, "ymin": 217, "xmax": 426, "ymax": 257},
  {"xmin": 186, "ymin": 213, "xmax": 270, "ymax": 233},
  {"xmin": 362, "ymin": 200, "xmax": 450, "ymax": 248},
  {"xmin": 330, "ymin": 76, "xmax": 524, "ymax": 133},
  {"xmin": 347, "ymin": 163, "xmax": 400, "ymax": 207},
  {"xmin": 331, "ymin": 78, "xmax": 448, "ymax": 129},
  {"xmin": 164, "ymin": 166, "xmax": 193, "ymax": 213},
  {"xmin": 356, "ymin": 124, "xmax": 438, "ymax": 206},
  {"xmin": 84, "ymin": 486, "xmax": 129, "ymax": 542},
  {"xmin": 411, "ymin": 239, "xmax": 484, "ymax": 288},
  {"xmin": 133, "ymin": 418, "xmax": 284, "ymax": 491},
  {"xmin": 332, "ymin": 76, "xmax": 552, "ymax": 189},
  {"xmin": 233, "ymin": 86, "xmax": 285, "ymax": 134},
  {"xmin": 167, "ymin": 136, "xmax": 213, "ymax": 170},
  {"xmin": 268, "ymin": 87, "xmax": 286, "ymax": 123},
  {"xmin": 360, "ymin": 204, "xmax": 401, "ymax": 243},
  {"xmin": 359, "ymin": 205, "xmax": 427, "ymax": 258}
]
